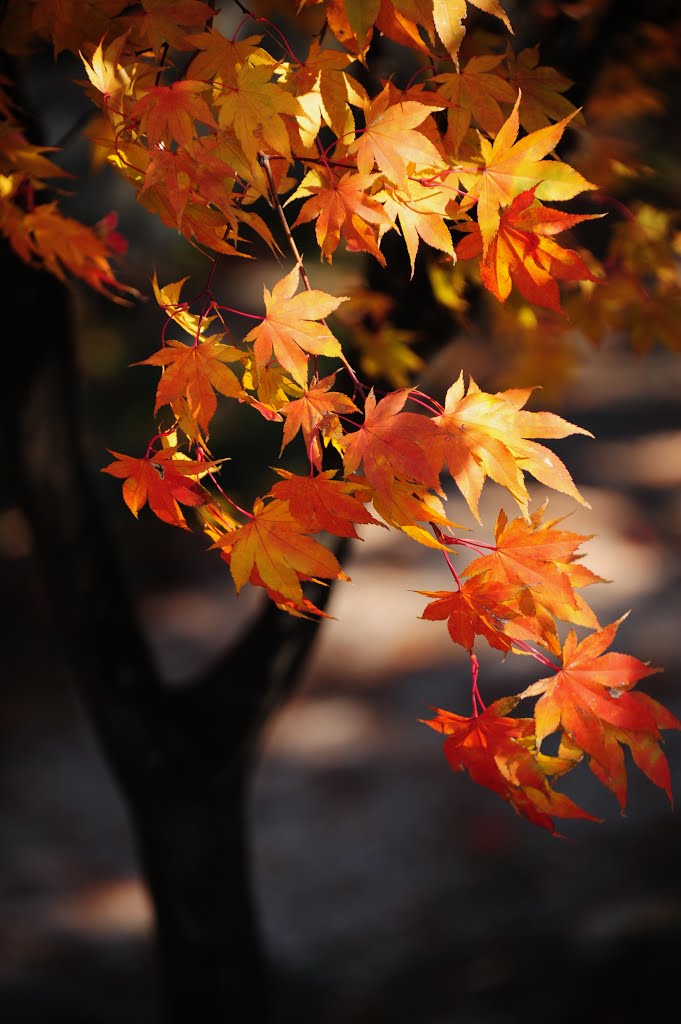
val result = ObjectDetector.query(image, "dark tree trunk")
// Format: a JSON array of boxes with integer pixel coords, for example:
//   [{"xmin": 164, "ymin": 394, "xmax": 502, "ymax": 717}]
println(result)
[
  {"xmin": 0, "ymin": 57, "xmax": 336, "ymax": 1022},
  {"xmin": 0, "ymin": 221, "xmax": 333, "ymax": 1021}
]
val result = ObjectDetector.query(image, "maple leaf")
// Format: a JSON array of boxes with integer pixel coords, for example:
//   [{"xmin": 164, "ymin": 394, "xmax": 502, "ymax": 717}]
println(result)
[
  {"xmin": 278, "ymin": 372, "xmax": 358, "ymax": 468},
  {"xmin": 214, "ymin": 62, "xmax": 301, "ymax": 166},
  {"xmin": 135, "ymin": 0, "xmax": 217, "ymax": 57},
  {"xmin": 8, "ymin": 201, "xmax": 137, "ymax": 300},
  {"xmin": 521, "ymin": 617, "xmax": 680, "ymax": 809},
  {"xmin": 290, "ymin": 168, "xmax": 394, "ymax": 266},
  {"xmin": 462, "ymin": 504, "xmax": 602, "ymax": 655},
  {"xmin": 419, "ymin": 577, "xmax": 519, "ymax": 652},
  {"xmin": 270, "ymin": 469, "xmax": 381, "ymax": 539},
  {"xmin": 136, "ymin": 337, "xmax": 246, "ymax": 434},
  {"xmin": 503, "ymin": 45, "xmax": 582, "ymax": 134},
  {"xmin": 371, "ymin": 478, "xmax": 459, "ymax": 549},
  {"xmin": 422, "ymin": 698, "xmax": 596, "ymax": 834},
  {"xmin": 79, "ymin": 34, "xmax": 132, "ymax": 103},
  {"xmin": 434, "ymin": 54, "xmax": 517, "ymax": 153},
  {"xmin": 432, "ymin": 0, "xmax": 512, "ymax": 69},
  {"xmin": 349, "ymin": 84, "xmax": 445, "ymax": 188},
  {"xmin": 185, "ymin": 30, "xmax": 272, "ymax": 81},
  {"xmin": 129, "ymin": 80, "xmax": 217, "ymax": 152},
  {"xmin": 340, "ymin": 388, "xmax": 443, "ymax": 503},
  {"xmin": 374, "ymin": 0, "xmax": 437, "ymax": 57},
  {"xmin": 455, "ymin": 187, "xmax": 602, "ymax": 312},
  {"xmin": 433, "ymin": 373, "xmax": 592, "ymax": 520},
  {"xmin": 244, "ymin": 266, "xmax": 347, "ymax": 387},
  {"xmin": 101, "ymin": 447, "xmax": 217, "ymax": 529},
  {"xmin": 279, "ymin": 39, "xmax": 366, "ymax": 146},
  {"xmin": 215, "ymin": 497, "xmax": 350, "ymax": 608},
  {"xmin": 377, "ymin": 176, "xmax": 457, "ymax": 277},
  {"xmin": 317, "ymin": 0, "xmax": 376, "ymax": 56},
  {"xmin": 457, "ymin": 93, "xmax": 597, "ymax": 254}
]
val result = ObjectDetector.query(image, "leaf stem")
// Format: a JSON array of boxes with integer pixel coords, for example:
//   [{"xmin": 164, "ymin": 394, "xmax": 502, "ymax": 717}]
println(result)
[
  {"xmin": 470, "ymin": 653, "xmax": 485, "ymax": 716},
  {"xmin": 256, "ymin": 150, "xmax": 363, "ymax": 392}
]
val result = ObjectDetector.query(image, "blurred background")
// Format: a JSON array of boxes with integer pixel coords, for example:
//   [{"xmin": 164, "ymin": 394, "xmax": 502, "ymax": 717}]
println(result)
[{"xmin": 1, "ymin": 2, "xmax": 681, "ymax": 1022}]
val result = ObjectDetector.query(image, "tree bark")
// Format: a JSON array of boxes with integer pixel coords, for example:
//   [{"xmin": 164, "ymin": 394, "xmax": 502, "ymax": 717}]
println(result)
[
  {"xmin": 1, "ymin": 221, "xmax": 334, "ymax": 1021},
  {"xmin": 0, "ymin": 56, "xmax": 335, "ymax": 1019}
]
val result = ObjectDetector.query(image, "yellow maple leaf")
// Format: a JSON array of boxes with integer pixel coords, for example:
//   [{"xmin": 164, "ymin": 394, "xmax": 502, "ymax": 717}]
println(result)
[
  {"xmin": 457, "ymin": 93, "xmax": 596, "ymax": 254},
  {"xmin": 216, "ymin": 497, "xmax": 349, "ymax": 607}
]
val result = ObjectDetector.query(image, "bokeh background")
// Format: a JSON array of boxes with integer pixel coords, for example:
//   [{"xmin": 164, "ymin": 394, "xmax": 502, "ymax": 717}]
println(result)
[{"xmin": 2, "ymin": 2, "xmax": 681, "ymax": 1021}]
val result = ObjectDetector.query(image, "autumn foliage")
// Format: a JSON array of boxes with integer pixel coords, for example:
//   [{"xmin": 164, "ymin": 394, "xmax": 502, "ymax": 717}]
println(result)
[{"xmin": 2, "ymin": 0, "xmax": 679, "ymax": 835}]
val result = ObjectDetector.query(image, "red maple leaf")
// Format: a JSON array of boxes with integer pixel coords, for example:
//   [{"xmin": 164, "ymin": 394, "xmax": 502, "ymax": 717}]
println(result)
[
  {"xmin": 101, "ymin": 447, "xmax": 216, "ymax": 529},
  {"xmin": 422, "ymin": 697, "xmax": 597, "ymax": 834},
  {"xmin": 456, "ymin": 188, "xmax": 601, "ymax": 312},
  {"xmin": 521, "ymin": 617, "xmax": 680, "ymax": 808},
  {"xmin": 340, "ymin": 388, "xmax": 443, "ymax": 502}
]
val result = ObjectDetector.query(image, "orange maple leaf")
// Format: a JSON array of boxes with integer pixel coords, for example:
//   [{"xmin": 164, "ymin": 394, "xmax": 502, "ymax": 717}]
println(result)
[
  {"xmin": 462, "ymin": 504, "xmax": 602, "ymax": 653},
  {"xmin": 503, "ymin": 44, "xmax": 581, "ymax": 134},
  {"xmin": 101, "ymin": 447, "xmax": 216, "ymax": 529},
  {"xmin": 456, "ymin": 188, "xmax": 601, "ymax": 312},
  {"xmin": 374, "ymin": 0, "xmax": 436, "ymax": 57},
  {"xmin": 6, "ymin": 201, "xmax": 136, "ymax": 300},
  {"xmin": 434, "ymin": 54, "xmax": 517, "ymax": 152},
  {"xmin": 278, "ymin": 372, "xmax": 358, "ymax": 468},
  {"xmin": 136, "ymin": 337, "xmax": 246, "ymax": 434},
  {"xmin": 521, "ymin": 617, "xmax": 680, "ymax": 809},
  {"xmin": 215, "ymin": 497, "xmax": 350, "ymax": 607},
  {"xmin": 270, "ymin": 469, "xmax": 381, "ymax": 539},
  {"xmin": 457, "ymin": 93, "xmax": 596, "ymax": 254},
  {"xmin": 291, "ymin": 169, "xmax": 394, "ymax": 266},
  {"xmin": 422, "ymin": 698, "xmax": 596, "ymax": 834},
  {"xmin": 340, "ymin": 388, "xmax": 443, "ymax": 503},
  {"xmin": 214, "ymin": 62, "xmax": 301, "ymax": 166},
  {"xmin": 349, "ymin": 84, "xmax": 445, "ymax": 188},
  {"xmin": 434, "ymin": 373, "xmax": 592, "ymax": 520},
  {"xmin": 371, "ymin": 478, "xmax": 459, "ymax": 549},
  {"xmin": 129, "ymin": 80, "xmax": 217, "ymax": 152},
  {"xmin": 419, "ymin": 577, "xmax": 519, "ymax": 652},
  {"xmin": 245, "ymin": 266, "xmax": 347, "ymax": 387},
  {"xmin": 377, "ymin": 176, "xmax": 457, "ymax": 278}
]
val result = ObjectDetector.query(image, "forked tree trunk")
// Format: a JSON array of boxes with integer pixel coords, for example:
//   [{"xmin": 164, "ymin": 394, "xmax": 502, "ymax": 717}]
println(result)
[{"xmin": 1, "ymin": 228, "xmax": 335, "ymax": 1021}]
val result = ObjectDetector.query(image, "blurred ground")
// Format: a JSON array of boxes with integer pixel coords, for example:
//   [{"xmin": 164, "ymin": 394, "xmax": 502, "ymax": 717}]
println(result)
[{"xmin": 1, "ymin": 340, "xmax": 680, "ymax": 1023}]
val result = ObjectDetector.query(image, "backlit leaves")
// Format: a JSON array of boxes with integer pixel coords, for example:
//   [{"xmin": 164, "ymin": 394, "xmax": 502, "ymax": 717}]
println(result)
[
  {"xmin": 521, "ymin": 618, "xmax": 679, "ymax": 809},
  {"xmin": 433, "ymin": 373, "xmax": 592, "ymax": 520},
  {"xmin": 216, "ymin": 497, "xmax": 350, "ymax": 606},
  {"xmin": 5, "ymin": 0, "xmax": 677, "ymax": 834},
  {"xmin": 422, "ymin": 699, "xmax": 597, "ymax": 834},
  {"xmin": 244, "ymin": 266, "xmax": 347, "ymax": 386},
  {"xmin": 349, "ymin": 84, "xmax": 445, "ymax": 188},
  {"xmin": 101, "ymin": 447, "xmax": 217, "ymax": 529},
  {"xmin": 457, "ymin": 94, "xmax": 597, "ymax": 254}
]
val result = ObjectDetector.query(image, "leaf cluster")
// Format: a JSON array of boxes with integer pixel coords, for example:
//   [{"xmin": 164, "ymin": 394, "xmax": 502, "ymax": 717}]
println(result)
[{"xmin": 1, "ymin": 0, "xmax": 679, "ymax": 833}]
